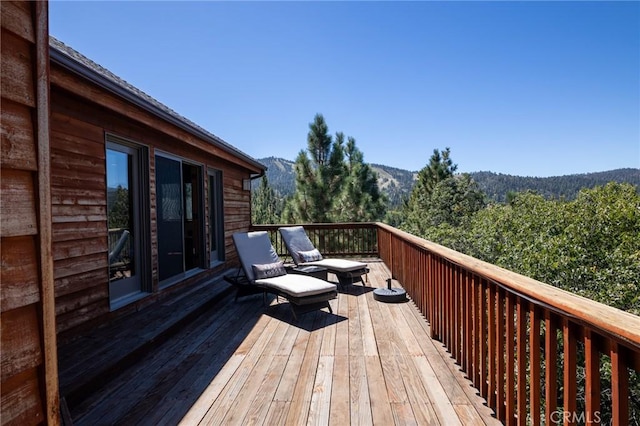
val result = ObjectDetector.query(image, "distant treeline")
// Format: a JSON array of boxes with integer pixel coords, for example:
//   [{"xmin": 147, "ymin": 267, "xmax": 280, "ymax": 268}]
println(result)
[
  {"xmin": 257, "ymin": 157, "xmax": 639, "ymax": 206},
  {"xmin": 472, "ymin": 168, "xmax": 640, "ymax": 202}
]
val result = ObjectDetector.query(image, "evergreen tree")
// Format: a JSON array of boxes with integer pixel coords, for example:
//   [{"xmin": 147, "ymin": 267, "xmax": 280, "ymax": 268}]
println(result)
[
  {"xmin": 251, "ymin": 175, "xmax": 281, "ymax": 224},
  {"xmin": 334, "ymin": 136, "xmax": 386, "ymax": 222},
  {"xmin": 284, "ymin": 113, "xmax": 386, "ymax": 223},
  {"xmin": 285, "ymin": 114, "xmax": 344, "ymax": 223},
  {"xmin": 108, "ymin": 185, "xmax": 130, "ymax": 229},
  {"xmin": 426, "ymin": 174, "xmax": 485, "ymax": 228},
  {"xmin": 285, "ymin": 114, "xmax": 346, "ymax": 223},
  {"xmin": 402, "ymin": 147, "xmax": 458, "ymax": 235}
]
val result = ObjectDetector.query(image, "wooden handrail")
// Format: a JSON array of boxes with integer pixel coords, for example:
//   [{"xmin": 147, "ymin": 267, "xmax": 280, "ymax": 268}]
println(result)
[
  {"xmin": 251, "ymin": 223, "xmax": 379, "ymax": 259},
  {"xmin": 376, "ymin": 222, "xmax": 640, "ymax": 352}
]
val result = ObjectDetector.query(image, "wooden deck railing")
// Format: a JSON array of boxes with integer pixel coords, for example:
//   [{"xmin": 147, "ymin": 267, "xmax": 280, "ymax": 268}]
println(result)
[
  {"xmin": 250, "ymin": 222, "xmax": 639, "ymax": 424},
  {"xmin": 251, "ymin": 223, "xmax": 379, "ymax": 260},
  {"xmin": 376, "ymin": 222, "xmax": 640, "ymax": 426}
]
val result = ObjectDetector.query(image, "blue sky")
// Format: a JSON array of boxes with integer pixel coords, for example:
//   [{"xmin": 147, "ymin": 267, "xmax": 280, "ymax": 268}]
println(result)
[{"xmin": 50, "ymin": 1, "xmax": 639, "ymax": 176}]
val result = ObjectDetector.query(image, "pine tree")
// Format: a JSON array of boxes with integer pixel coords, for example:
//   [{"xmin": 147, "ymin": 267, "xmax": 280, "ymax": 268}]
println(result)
[
  {"xmin": 284, "ymin": 113, "xmax": 386, "ymax": 224},
  {"xmin": 108, "ymin": 185, "xmax": 130, "ymax": 229},
  {"xmin": 286, "ymin": 114, "xmax": 346, "ymax": 223},
  {"xmin": 252, "ymin": 175, "xmax": 281, "ymax": 224},
  {"xmin": 402, "ymin": 147, "xmax": 458, "ymax": 235},
  {"xmin": 425, "ymin": 174, "xmax": 485, "ymax": 228},
  {"xmin": 334, "ymin": 136, "xmax": 386, "ymax": 221}
]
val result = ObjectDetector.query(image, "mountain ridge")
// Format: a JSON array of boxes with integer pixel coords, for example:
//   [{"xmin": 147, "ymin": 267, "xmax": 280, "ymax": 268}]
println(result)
[{"xmin": 256, "ymin": 156, "xmax": 640, "ymax": 205}]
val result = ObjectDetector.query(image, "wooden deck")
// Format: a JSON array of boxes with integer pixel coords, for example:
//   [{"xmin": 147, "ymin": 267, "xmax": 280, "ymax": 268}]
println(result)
[{"xmin": 67, "ymin": 261, "xmax": 499, "ymax": 425}]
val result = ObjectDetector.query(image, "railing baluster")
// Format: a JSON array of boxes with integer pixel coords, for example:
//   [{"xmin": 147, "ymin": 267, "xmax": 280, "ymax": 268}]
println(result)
[
  {"xmin": 428, "ymin": 252, "xmax": 435, "ymax": 337},
  {"xmin": 453, "ymin": 265, "xmax": 459, "ymax": 364},
  {"xmin": 450, "ymin": 262, "xmax": 456, "ymax": 355},
  {"xmin": 488, "ymin": 283, "xmax": 497, "ymax": 409},
  {"xmin": 517, "ymin": 298, "xmax": 527, "ymax": 426},
  {"xmin": 472, "ymin": 275, "xmax": 482, "ymax": 393},
  {"xmin": 480, "ymin": 278, "xmax": 488, "ymax": 399},
  {"xmin": 459, "ymin": 269, "xmax": 464, "ymax": 367},
  {"xmin": 496, "ymin": 287, "xmax": 506, "ymax": 422},
  {"xmin": 611, "ymin": 342, "xmax": 629, "ymax": 426},
  {"xmin": 440, "ymin": 259, "xmax": 446, "ymax": 345},
  {"xmin": 435, "ymin": 257, "xmax": 442, "ymax": 340},
  {"xmin": 529, "ymin": 306, "xmax": 541, "ymax": 425},
  {"xmin": 545, "ymin": 311, "xmax": 559, "ymax": 426},
  {"xmin": 563, "ymin": 319, "xmax": 577, "ymax": 426},
  {"xmin": 584, "ymin": 329, "xmax": 600, "ymax": 425},
  {"xmin": 506, "ymin": 293, "xmax": 516, "ymax": 426},
  {"xmin": 465, "ymin": 270, "xmax": 473, "ymax": 377}
]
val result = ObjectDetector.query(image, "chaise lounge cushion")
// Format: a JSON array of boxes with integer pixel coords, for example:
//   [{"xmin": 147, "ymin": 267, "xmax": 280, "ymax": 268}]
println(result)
[
  {"xmin": 305, "ymin": 258, "xmax": 368, "ymax": 273},
  {"xmin": 255, "ymin": 274, "xmax": 337, "ymax": 298},
  {"xmin": 233, "ymin": 231, "xmax": 282, "ymax": 282}
]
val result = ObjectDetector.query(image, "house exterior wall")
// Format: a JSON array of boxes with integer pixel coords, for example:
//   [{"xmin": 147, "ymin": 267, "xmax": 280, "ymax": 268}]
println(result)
[
  {"xmin": 1, "ymin": 1, "xmax": 59, "ymax": 424},
  {"xmin": 49, "ymin": 55, "xmax": 260, "ymax": 339},
  {"xmin": 1, "ymin": 3, "xmax": 259, "ymax": 419}
]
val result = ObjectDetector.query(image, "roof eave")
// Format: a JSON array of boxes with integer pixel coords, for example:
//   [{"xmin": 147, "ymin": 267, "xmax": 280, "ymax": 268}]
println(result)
[{"xmin": 49, "ymin": 41, "xmax": 266, "ymax": 173}]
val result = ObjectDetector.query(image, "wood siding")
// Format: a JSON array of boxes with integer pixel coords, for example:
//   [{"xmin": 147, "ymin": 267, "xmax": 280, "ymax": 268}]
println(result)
[
  {"xmin": 1, "ymin": 1, "xmax": 59, "ymax": 424},
  {"xmin": 50, "ymin": 64, "xmax": 259, "ymax": 338}
]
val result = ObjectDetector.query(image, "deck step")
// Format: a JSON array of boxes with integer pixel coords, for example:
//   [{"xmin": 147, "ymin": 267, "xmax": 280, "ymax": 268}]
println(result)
[{"xmin": 57, "ymin": 270, "xmax": 237, "ymax": 411}]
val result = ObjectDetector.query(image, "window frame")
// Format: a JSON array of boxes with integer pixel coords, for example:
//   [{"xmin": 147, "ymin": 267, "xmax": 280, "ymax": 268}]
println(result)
[
  {"xmin": 154, "ymin": 150, "xmax": 206, "ymax": 288},
  {"xmin": 105, "ymin": 135, "xmax": 151, "ymax": 310},
  {"xmin": 208, "ymin": 168, "xmax": 225, "ymax": 267}
]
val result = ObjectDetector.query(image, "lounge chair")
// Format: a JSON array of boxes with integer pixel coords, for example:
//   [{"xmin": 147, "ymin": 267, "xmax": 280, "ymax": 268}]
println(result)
[
  {"xmin": 278, "ymin": 226, "xmax": 370, "ymax": 286},
  {"xmin": 227, "ymin": 231, "xmax": 337, "ymax": 319}
]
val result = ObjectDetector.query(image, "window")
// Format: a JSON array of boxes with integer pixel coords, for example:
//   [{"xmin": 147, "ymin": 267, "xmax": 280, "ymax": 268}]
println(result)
[
  {"xmin": 106, "ymin": 138, "xmax": 149, "ymax": 309},
  {"xmin": 208, "ymin": 169, "xmax": 224, "ymax": 265}
]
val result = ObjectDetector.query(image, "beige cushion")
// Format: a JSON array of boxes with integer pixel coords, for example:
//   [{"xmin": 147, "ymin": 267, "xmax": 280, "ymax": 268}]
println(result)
[
  {"xmin": 301, "ymin": 258, "xmax": 368, "ymax": 273},
  {"xmin": 255, "ymin": 274, "xmax": 337, "ymax": 297}
]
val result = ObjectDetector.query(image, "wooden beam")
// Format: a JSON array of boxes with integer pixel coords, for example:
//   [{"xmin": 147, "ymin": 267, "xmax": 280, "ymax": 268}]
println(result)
[{"xmin": 34, "ymin": 1, "xmax": 60, "ymax": 424}]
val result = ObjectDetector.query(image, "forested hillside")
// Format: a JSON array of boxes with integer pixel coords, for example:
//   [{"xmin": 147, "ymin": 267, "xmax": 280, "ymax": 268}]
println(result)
[
  {"xmin": 256, "ymin": 157, "xmax": 296, "ymax": 195},
  {"xmin": 473, "ymin": 168, "xmax": 640, "ymax": 202},
  {"xmin": 257, "ymin": 156, "xmax": 639, "ymax": 205}
]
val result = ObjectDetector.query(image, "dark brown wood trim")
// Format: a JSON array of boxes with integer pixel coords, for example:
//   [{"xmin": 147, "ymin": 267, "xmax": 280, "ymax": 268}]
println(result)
[{"xmin": 34, "ymin": 1, "xmax": 60, "ymax": 423}]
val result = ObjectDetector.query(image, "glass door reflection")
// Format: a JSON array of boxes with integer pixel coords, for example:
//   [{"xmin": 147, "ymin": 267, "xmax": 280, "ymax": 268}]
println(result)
[{"xmin": 107, "ymin": 144, "xmax": 141, "ymax": 304}]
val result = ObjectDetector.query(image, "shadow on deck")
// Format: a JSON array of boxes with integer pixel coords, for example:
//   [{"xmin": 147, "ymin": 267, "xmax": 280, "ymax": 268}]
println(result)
[{"xmin": 58, "ymin": 261, "xmax": 499, "ymax": 425}]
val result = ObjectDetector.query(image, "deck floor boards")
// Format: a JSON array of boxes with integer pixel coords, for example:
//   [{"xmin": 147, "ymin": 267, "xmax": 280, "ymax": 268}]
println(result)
[{"xmin": 68, "ymin": 261, "xmax": 500, "ymax": 425}]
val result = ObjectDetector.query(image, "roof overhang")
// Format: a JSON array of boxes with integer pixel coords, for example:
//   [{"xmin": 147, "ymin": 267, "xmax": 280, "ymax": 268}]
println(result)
[{"xmin": 49, "ymin": 37, "xmax": 266, "ymax": 173}]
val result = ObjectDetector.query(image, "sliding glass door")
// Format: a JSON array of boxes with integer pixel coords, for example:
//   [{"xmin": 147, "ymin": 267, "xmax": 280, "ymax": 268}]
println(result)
[{"xmin": 155, "ymin": 154, "xmax": 204, "ymax": 284}]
